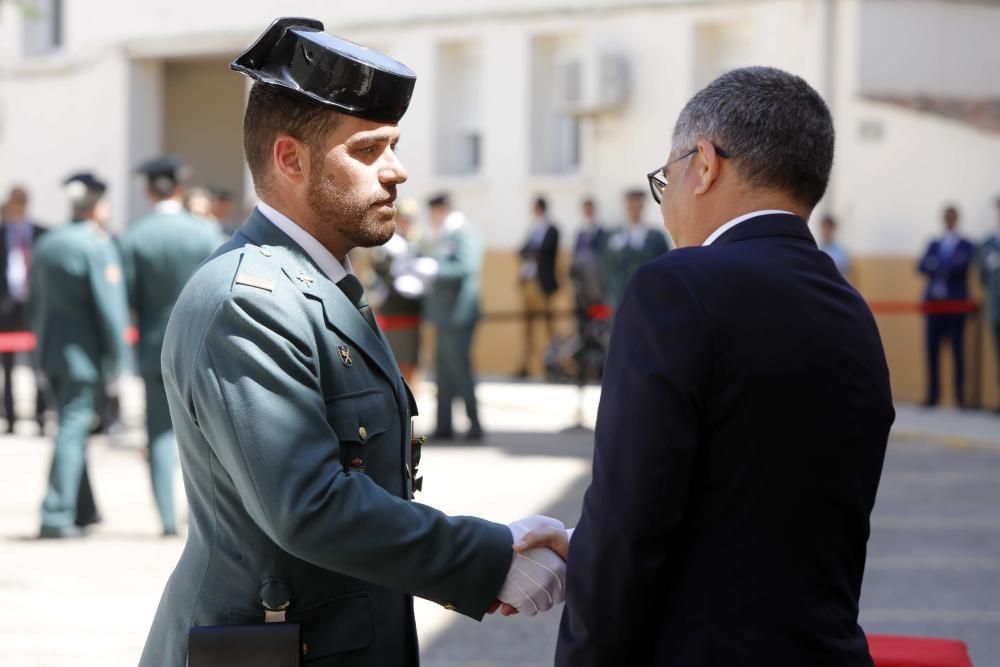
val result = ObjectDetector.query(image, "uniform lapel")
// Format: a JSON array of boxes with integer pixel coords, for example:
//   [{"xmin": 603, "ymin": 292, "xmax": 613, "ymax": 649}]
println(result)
[{"xmin": 238, "ymin": 209, "xmax": 402, "ymax": 395}]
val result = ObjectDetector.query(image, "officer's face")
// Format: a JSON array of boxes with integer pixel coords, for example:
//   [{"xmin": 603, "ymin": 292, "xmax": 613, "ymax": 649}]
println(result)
[{"xmin": 306, "ymin": 115, "xmax": 408, "ymax": 251}]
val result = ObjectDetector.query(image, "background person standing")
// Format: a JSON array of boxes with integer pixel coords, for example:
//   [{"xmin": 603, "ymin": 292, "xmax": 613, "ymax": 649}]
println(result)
[
  {"xmin": 515, "ymin": 196, "xmax": 559, "ymax": 377},
  {"xmin": 0, "ymin": 186, "xmax": 47, "ymax": 434},
  {"xmin": 31, "ymin": 173, "xmax": 128, "ymax": 539},
  {"xmin": 425, "ymin": 193, "xmax": 484, "ymax": 441},
  {"xmin": 603, "ymin": 189, "xmax": 670, "ymax": 310},
  {"xmin": 918, "ymin": 205, "xmax": 974, "ymax": 407},
  {"xmin": 118, "ymin": 156, "xmax": 222, "ymax": 536},
  {"xmin": 979, "ymin": 197, "xmax": 1000, "ymax": 412}
]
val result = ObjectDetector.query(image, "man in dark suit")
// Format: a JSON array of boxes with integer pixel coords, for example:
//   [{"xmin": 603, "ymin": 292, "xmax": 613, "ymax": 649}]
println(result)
[
  {"xmin": 0, "ymin": 186, "xmax": 47, "ymax": 434},
  {"xmin": 515, "ymin": 66, "xmax": 895, "ymax": 666},
  {"xmin": 516, "ymin": 196, "xmax": 559, "ymax": 377},
  {"xmin": 918, "ymin": 205, "xmax": 974, "ymax": 407}
]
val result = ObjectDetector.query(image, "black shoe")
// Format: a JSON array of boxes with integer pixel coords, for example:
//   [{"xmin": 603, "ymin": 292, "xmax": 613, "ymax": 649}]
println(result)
[
  {"xmin": 430, "ymin": 430, "xmax": 454, "ymax": 442},
  {"xmin": 921, "ymin": 399, "xmax": 938, "ymax": 408},
  {"xmin": 162, "ymin": 527, "xmax": 179, "ymax": 538},
  {"xmin": 514, "ymin": 368, "xmax": 529, "ymax": 379},
  {"xmin": 465, "ymin": 428, "xmax": 485, "ymax": 443},
  {"xmin": 75, "ymin": 512, "xmax": 103, "ymax": 528},
  {"xmin": 39, "ymin": 525, "xmax": 87, "ymax": 539}
]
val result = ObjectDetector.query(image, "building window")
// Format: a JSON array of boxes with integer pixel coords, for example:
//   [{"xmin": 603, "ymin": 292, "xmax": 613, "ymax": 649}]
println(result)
[
  {"xmin": 435, "ymin": 41, "xmax": 483, "ymax": 175},
  {"xmin": 19, "ymin": 0, "xmax": 63, "ymax": 57},
  {"xmin": 531, "ymin": 35, "xmax": 582, "ymax": 175}
]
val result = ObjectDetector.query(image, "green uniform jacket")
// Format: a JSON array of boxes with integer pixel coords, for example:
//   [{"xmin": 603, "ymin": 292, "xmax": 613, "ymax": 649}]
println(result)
[
  {"xmin": 29, "ymin": 220, "xmax": 128, "ymax": 382},
  {"xmin": 603, "ymin": 225, "xmax": 671, "ymax": 308},
  {"xmin": 980, "ymin": 233, "xmax": 1000, "ymax": 324},
  {"xmin": 140, "ymin": 210, "xmax": 512, "ymax": 667},
  {"xmin": 422, "ymin": 220, "xmax": 482, "ymax": 328},
  {"xmin": 117, "ymin": 208, "xmax": 222, "ymax": 376}
]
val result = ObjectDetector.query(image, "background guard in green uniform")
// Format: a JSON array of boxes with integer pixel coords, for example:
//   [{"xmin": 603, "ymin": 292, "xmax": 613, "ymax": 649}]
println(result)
[
  {"xmin": 31, "ymin": 173, "xmax": 128, "ymax": 539},
  {"xmin": 117, "ymin": 156, "xmax": 223, "ymax": 537}
]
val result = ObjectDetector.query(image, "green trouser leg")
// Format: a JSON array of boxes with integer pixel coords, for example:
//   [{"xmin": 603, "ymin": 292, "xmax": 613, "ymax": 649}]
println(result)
[
  {"xmin": 436, "ymin": 325, "xmax": 480, "ymax": 433},
  {"xmin": 40, "ymin": 380, "xmax": 98, "ymax": 529},
  {"xmin": 144, "ymin": 374, "xmax": 177, "ymax": 533}
]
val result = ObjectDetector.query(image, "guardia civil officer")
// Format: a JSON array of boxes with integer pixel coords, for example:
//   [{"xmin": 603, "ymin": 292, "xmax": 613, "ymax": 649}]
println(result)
[
  {"xmin": 118, "ymin": 156, "xmax": 222, "ymax": 536},
  {"xmin": 32, "ymin": 173, "xmax": 128, "ymax": 539},
  {"xmin": 140, "ymin": 18, "xmax": 565, "ymax": 667}
]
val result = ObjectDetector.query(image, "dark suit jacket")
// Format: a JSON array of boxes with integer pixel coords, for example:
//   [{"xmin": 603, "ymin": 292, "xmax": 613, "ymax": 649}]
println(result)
[
  {"xmin": 519, "ymin": 222, "xmax": 560, "ymax": 294},
  {"xmin": 558, "ymin": 213, "xmax": 894, "ymax": 667},
  {"xmin": 917, "ymin": 236, "xmax": 974, "ymax": 303},
  {"xmin": 0, "ymin": 221, "xmax": 45, "ymax": 331}
]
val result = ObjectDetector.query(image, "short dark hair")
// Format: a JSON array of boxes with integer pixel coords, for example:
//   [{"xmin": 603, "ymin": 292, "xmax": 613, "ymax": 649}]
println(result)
[
  {"xmin": 534, "ymin": 196, "xmax": 548, "ymax": 213},
  {"xmin": 673, "ymin": 66, "xmax": 835, "ymax": 208},
  {"xmin": 427, "ymin": 192, "xmax": 450, "ymax": 208},
  {"xmin": 624, "ymin": 189, "xmax": 646, "ymax": 201},
  {"xmin": 243, "ymin": 82, "xmax": 343, "ymax": 194}
]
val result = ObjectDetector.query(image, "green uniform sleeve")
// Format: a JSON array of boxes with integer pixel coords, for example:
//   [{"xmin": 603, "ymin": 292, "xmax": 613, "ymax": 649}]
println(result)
[
  {"xmin": 435, "ymin": 226, "xmax": 482, "ymax": 282},
  {"xmin": 191, "ymin": 289, "xmax": 512, "ymax": 618},
  {"xmin": 88, "ymin": 242, "xmax": 129, "ymax": 376}
]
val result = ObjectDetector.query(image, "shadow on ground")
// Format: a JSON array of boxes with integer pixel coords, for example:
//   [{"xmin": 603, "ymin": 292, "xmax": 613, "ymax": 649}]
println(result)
[{"xmin": 421, "ymin": 435, "xmax": 1000, "ymax": 667}]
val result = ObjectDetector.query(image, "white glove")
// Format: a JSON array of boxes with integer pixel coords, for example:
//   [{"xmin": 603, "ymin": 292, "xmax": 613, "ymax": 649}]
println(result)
[{"xmin": 497, "ymin": 516, "xmax": 567, "ymax": 616}]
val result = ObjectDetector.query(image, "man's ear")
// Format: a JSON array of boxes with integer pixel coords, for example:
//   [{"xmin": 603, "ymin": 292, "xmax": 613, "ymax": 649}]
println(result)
[
  {"xmin": 272, "ymin": 135, "xmax": 309, "ymax": 186},
  {"xmin": 692, "ymin": 139, "xmax": 722, "ymax": 197}
]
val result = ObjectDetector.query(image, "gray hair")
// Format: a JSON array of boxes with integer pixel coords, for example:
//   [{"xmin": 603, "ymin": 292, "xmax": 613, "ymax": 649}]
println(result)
[{"xmin": 672, "ymin": 66, "xmax": 834, "ymax": 208}]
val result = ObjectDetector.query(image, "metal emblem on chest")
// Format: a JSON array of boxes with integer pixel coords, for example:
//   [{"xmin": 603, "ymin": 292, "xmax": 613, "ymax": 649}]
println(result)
[{"xmin": 337, "ymin": 344, "xmax": 353, "ymax": 367}]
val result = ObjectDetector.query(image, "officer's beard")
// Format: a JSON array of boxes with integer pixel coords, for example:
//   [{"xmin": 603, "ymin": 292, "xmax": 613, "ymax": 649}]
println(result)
[{"xmin": 306, "ymin": 166, "xmax": 397, "ymax": 249}]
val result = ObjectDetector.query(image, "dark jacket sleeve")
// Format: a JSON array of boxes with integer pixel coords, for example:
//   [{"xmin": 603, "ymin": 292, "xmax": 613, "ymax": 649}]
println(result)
[
  {"xmin": 192, "ymin": 289, "xmax": 511, "ymax": 619},
  {"xmin": 557, "ymin": 260, "xmax": 711, "ymax": 666}
]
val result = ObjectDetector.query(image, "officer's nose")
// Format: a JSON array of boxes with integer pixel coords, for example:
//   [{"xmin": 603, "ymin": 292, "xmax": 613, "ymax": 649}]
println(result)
[{"xmin": 380, "ymin": 149, "xmax": 408, "ymax": 186}]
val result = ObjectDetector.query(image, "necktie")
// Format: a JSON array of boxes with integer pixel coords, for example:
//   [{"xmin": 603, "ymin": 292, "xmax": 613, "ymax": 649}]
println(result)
[{"xmin": 337, "ymin": 274, "xmax": 379, "ymax": 333}]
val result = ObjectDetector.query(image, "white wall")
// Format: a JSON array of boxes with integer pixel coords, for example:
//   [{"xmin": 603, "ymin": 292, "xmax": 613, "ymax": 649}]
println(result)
[
  {"xmin": 2, "ymin": 0, "xmax": 999, "ymax": 255},
  {"xmin": 858, "ymin": 0, "xmax": 1000, "ymax": 98},
  {"xmin": 0, "ymin": 51, "xmax": 132, "ymax": 227},
  {"xmin": 829, "ymin": 0, "xmax": 1000, "ymax": 256}
]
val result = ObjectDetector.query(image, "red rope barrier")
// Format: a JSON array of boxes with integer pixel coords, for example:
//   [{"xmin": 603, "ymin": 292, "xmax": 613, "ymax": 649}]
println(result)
[{"xmin": 0, "ymin": 326, "xmax": 138, "ymax": 354}]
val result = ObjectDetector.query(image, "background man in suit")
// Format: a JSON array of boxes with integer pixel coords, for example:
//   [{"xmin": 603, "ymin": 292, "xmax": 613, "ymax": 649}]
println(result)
[
  {"xmin": 31, "ymin": 173, "xmax": 129, "ymax": 539},
  {"xmin": 516, "ymin": 66, "xmax": 895, "ymax": 666},
  {"xmin": 918, "ymin": 205, "xmax": 974, "ymax": 407},
  {"xmin": 141, "ymin": 19, "xmax": 564, "ymax": 667},
  {"xmin": 979, "ymin": 198, "xmax": 1000, "ymax": 412},
  {"xmin": 603, "ymin": 189, "xmax": 670, "ymax": 310},
  {"xmin": 424, "ymin": 193, "xmax": 485, "ymax": 441},
  {"xmin": 516, "ymin": 196, "xmax": 559, "ymax": 377},
  {"xmin": 118, "ymin": 155, "xmax": 222, "ymax": 537},
  {"xmin": 0, "ymin": 186, "xmax": 47, "ymax": 434}
]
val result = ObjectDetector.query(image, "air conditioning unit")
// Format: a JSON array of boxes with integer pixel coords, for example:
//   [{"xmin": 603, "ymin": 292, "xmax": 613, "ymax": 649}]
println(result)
[{"xmin": 556, "ymin": 52, "xmax": 629, "ymax": 116}]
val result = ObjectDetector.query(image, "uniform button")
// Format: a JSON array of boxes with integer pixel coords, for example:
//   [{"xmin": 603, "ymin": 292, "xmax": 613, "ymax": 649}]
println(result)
[
  {"xmin": 443, "ymin": 602, "xmax": 457, "ymax": 611},
  {"xmin": 358, "ymin": 426, "xmax": 368, "ymax": 441},
  {"xmin": 259, "ymin": 246, "xmax": 272, "ymax": 257}
]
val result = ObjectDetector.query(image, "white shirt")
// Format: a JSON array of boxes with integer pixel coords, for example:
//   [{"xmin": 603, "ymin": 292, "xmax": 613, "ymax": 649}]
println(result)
[
  {"xmin": 702, "ymin": 210, "xmax": 797, "ymax": 246},
  {"xmin": 153, "ymin": 199, "xmax": 184, "ymax": 215},
  {"xmin": 256, "ymin": 201, "xmax": 352, "ymax": 282}
]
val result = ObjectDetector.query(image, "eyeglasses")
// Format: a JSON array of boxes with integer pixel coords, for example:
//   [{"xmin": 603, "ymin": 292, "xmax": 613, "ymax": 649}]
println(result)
[{"xmin": 647, "ymin": 144, "xmax": 731, "ymax": 204}]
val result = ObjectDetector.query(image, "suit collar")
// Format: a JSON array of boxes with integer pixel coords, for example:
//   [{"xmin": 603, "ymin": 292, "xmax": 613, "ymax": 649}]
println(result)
[
  {"xmin": 238, "ymin": 210, "xmax": 402, "ymax": 395},
  {"xmin": 712, "ymin": 212, "xmax": 814, "ymax": 246}
]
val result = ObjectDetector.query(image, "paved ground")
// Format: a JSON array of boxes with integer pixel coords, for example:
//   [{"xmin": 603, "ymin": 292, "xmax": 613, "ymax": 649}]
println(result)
[{"xmin": 0, "ymin": 367, "xmax": 998, "ymax": 666}]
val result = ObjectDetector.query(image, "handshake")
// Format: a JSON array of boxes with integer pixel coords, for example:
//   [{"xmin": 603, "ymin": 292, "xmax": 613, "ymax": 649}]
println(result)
[{"xmin": 490, "ymin": 515, "xmax": 573, "ymax": 618}]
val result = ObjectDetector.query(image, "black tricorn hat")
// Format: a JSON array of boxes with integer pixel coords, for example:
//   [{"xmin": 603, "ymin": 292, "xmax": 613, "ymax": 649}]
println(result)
[
  {"xmin": 231, "ymin": 17, "xmax": 416, "ymax": 124},
  {"xmin": 63, "ymin": 172, "xmax": 107, "ymax": 199}
]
